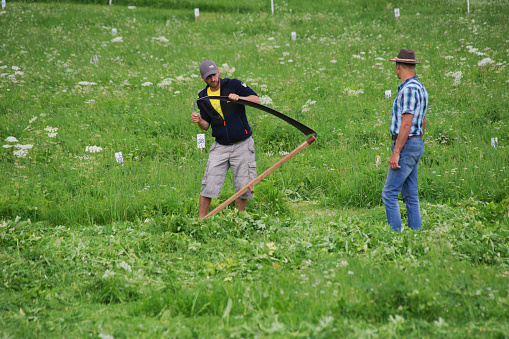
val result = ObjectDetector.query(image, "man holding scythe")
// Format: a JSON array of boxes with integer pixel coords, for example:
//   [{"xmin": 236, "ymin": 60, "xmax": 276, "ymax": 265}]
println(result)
[{"xmin": 191, "ymin": 60, "xmax": 261, "ymax": 219}]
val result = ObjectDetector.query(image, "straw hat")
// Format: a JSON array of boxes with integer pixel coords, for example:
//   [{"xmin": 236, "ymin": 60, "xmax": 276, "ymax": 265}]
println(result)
[{"xmin": 390, "ymin": 48, "xmax": 422, "ymax": 64}]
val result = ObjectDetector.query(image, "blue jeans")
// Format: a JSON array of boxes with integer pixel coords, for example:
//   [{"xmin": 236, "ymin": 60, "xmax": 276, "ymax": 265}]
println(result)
[{"xmin": 382, "ymin": 137, "xmax": 424, "ymax": 232}]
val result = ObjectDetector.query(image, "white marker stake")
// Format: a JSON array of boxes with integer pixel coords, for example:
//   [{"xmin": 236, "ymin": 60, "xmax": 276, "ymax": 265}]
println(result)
[
  {"xmin": 491, "ymin": 137, "xmax": 498, "ymax": 148},
  {"xmin": 271, "ymin": 0, "xmax": 274, "ymax": 14},
  {"xmin": 2, "ymin": 0, "xmax": 5, "ymax": 9},
  {"xmin": 109, "ymin": 0, "xmax": 112, "ymax": 5},
  {"xmin": 467, "ymin": 0, "xmax": 470, "ymax": 13},
  {"xmin": 90, "ymin": 55, "xmax": 99, "ymax": 65},
  {"xmin": 385, "ymin": 90, "xmax": 392, "ymax": 99},
  {"xmin": 394, "ymin": 8, "xmax": 400, "ymax": 18},
  {"xmin": 195, "ymin": 8, "xmax": 199, "ymax": 21},
  {"xmin": 112, "ymin": 28, "xmax": 117, "ymax": 36},
  {"xmin": 197, "ymin": 134, "xmax": 205, "ymax": 150},
  {"xmin": 291, "ymin": 32, "xmax": 296, "ymax": 41},
  {"xmin": 115, "ymin": 152, "xmax": 124, "ymax": 166}
]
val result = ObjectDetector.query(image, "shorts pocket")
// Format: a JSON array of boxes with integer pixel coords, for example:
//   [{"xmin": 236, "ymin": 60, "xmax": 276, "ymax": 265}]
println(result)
[
  {"xmin": 248, "ymin": 138, "xmax": 255, "ymax": 153},
  {"xmin": 248, "ymin": 161, "xmax": 257, "ymax": 180}
]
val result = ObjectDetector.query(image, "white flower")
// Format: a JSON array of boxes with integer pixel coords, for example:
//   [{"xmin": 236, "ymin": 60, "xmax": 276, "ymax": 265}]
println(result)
[
  {"xmin": 118, "ymin": 261, "xmax": 132, "ymax": 273},
  {"xmin": 3, "ymin": 145, "xmax": 13, "ymax": 148},
  {"xmin": 330, "ymin": 60, "xmax": 337, "ymax": 63},
  {"xmin": 102, "ymin": 269, "xmax": 115, "ymax": 279},
  {"xmin": 141, "ymin": 82, "xmax": 153, "ymax": 86},
  {"xmin": 157, "ymin": 78, "xmax": 174, "ymax": 87},
  {"xmin": 77, "ymin": 81, "xmax": 97, "ymax": 86},
  {"xmin": 152, "ymin": 36, "xmax": 169, "ymax": 42},
  {"xmin": 85, "ymin": 145, "xmax": 103, "ymax": 153},
  {"xmin": 128, "ymin": 6, "xmax": 136, "ymax": 9},
  {"xmin": 444, "ymin": 56, "xmax": 454, "ymax": 59},
  {"xmin": 13, "ymin": 149, "xmax": 28, "ymax": 158},
  {"xmin": 5, "ymin": 136, "xmax": 18, "ymax": 143},
  {"xmin": 260, "ymin": 95, "xmax": 273, "ymax": 105},
  {"xmin": 478, "ymin": 58, "xmax": 494, "ymax": 66},
  {"xmin": 12, "ymin": 66, "xmax": 20, "ymax": 70},
  {"xmin": 15, "ymin": 71, "xmax": 24, "ymax": 76},
  {"xmin": 44, "ymin": 126, "xmax": 58, "ymax": 133},
  {"xmin": 48, "ymin": 133, "xmax": 57, "ymax": 138},
  {"xmin": 111, "ymin": 37, "xmax": 123, "ymax": 43},
  {"xmin": 174, "ymin": 91, "xmax": 180, "ymax": 94},
  {"xmin": 14, "ymin": 144, "xmax": 33, "ymax": 150},
  {"xmin": 446, "ymin": 71, "xmax": 463, "ymax": 86}
]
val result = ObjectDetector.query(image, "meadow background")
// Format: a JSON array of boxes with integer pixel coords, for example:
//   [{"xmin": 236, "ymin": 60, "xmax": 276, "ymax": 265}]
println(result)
[{"xmin": 1, "ymin": 0, "xmax": 508, "ymax": 337}]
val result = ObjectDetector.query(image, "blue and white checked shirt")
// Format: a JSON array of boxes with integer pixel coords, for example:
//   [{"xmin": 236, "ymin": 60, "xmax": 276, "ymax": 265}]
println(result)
[{"xmin": 390, "ymin": 76, "xmax": 428, "ymax": 136}]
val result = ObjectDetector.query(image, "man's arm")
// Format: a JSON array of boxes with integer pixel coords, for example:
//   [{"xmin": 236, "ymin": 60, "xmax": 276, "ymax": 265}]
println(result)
[
  {"xmin": 389, "ymin": 113, "xmax": 413, "ymax": 170},
  {"xmin": 191, "ymin": 112, "xmax": 210, "ymax": 131}
]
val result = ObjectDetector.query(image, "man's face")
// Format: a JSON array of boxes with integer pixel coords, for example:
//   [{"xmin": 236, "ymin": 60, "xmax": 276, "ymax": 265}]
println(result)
[{"xmin": 203, "ymin": 72, "xmax": 220, "ymax": 90}]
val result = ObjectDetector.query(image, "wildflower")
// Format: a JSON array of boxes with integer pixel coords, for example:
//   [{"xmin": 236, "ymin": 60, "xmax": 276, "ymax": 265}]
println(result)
[
  {"xmin": 13, "ymin": 149, "xmax": 28, "ymax": 158},
  {"xmin": 478, "ymin": 58, "xmax": 494, "ymax": 66},
  {"xmin": 48, "ymin": 133, "xmax": 57, "ymax": 138},
  {"xmin": 141, "ymin": 82, "xmax": 152, "ymax": 86},
  {"xmin": 14, "ymin": 144, "xmax": 33, "ymax": 150},
  {"xmin": 118, "ymin": 261, "xmax": 132, "ymax": 273},
  {"xmin": 152, "ymin": 36, "xmax": 169, "ymax": 43},
  {"xmin": 5, "ymin": 136, "xmax": 18, "ymax": 142},
  {"xmin": 44, "ymin": 126, "xmax": 58, "ymax": 133},
  {"xmin": 102, "ymin": 269, "xmax": 115, "ymax": 279},
  {"xmin": 77, "ymin": 81, "xmax": 97, "ymax": 86},
  {"xmin": 12, "ymin": 66, "xmax": 20, "ymax": 70},
  {"xmin": 330, "ymin": 60, "xmax": 337, "ymax": 63},
  {"xmin": 111, "ymin": 37, "xmax": 123, "ymax": 43},
  {"xmin": 260, "ymin": 95, "xmax": 273, "ymax": 105},
  {"xmin": 446, "ymin": 71, "xmax": 462, "ymax": 86},
  {"xmin": 157, "ymin": 78, "xmax": 173, "ymax": 87},
  {"xmin": 85, "ymin": 145, "xmax": 103, "ymax": 153}
]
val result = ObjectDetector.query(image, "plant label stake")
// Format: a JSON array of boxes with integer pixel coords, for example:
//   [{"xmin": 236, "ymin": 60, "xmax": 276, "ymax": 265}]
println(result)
[
  {"xmin": 467, "ymin": 0, "xmax": 470, "ymax": 13},
  {"xmin": 197, "ymin": 134, "xmax": 205, "ymax": 152},
  {"xmin": 271, "ymin": 0, "xmax": 274, "ymax": 14},
  {"xmin": 1, "ymin": 0, "xmax": 5, "ymax": 9},
  {"xmin": 491, "ymin": 137, "xmax": 498, "ymax": 148},
  {"xmin": 115, "ymin": 151, "xmax": 124, "ymax": 166},
  {"xmin": 291, "ymin": 32, "xmax": 297, "ymax": 41},
  {"xmin": 112, "ymin": 28, "xmax": 117, "ymax": 36},
  {"xmin": 109, "ymin": 0, "xmax": 112, "ymax": 6},
  {"xmin": 198, "ymin": 96, "xmax": 317, "ymax": 219},
  {"xmin": 195, "ymin": 8, "xmax": 199, "ymax": 21},
  {"xmin": 385, "ymin": 90, "xmax": 391, "ymax": 99},
  {"xmin": 394, "ymin": 8, "xmax": 400, "ymax": 19}
]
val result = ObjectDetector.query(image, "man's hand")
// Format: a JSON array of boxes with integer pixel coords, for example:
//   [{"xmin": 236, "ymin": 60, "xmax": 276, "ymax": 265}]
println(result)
[
  {"xmin": 191, "ymin": 112, "xmax": 201, "ymax": 123},
  {"xmin": 389, "ymin": 152, "xmax": 401, "ymax": 170},
  {"xmin": 228, "ymin": 93, "xmax": 240, "ymax": 101}
]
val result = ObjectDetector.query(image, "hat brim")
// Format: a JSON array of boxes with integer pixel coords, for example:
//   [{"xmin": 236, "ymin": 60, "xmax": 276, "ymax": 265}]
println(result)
[
  {"xmin": 202, "ymin": 69, "xmax": 218, "ymax": 79},
  {"xmin": 390, "ymin": 57, "xmax": 422, "ymax": 64}
]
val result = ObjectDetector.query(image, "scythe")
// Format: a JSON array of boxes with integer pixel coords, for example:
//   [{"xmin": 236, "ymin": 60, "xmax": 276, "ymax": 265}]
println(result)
[{"xmin": 197, "ymin": 96, "xmax": 317, "ymax": 219}]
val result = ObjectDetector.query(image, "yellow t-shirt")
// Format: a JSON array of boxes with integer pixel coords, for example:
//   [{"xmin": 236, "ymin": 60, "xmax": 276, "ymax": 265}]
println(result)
[{"xmin": 207, "ymin": 87, "xmax": 224, "ymax": 120}]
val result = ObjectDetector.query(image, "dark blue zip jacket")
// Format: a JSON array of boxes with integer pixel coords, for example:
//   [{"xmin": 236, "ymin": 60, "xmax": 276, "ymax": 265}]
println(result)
[{"xmin": 197, "ymin": 78, "xmax": 257, "ymax": 145}]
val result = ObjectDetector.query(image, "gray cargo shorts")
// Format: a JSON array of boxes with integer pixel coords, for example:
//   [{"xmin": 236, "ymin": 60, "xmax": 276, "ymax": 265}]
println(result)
[{"xmin": 201, "ymin": 136, "xmax": 257, "ymax": 199}]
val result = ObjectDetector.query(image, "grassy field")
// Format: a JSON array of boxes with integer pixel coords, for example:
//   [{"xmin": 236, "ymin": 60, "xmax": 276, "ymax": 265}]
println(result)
[{"xmin": 1, "ymin": 0, "xmax": 508, "ymax": 337}]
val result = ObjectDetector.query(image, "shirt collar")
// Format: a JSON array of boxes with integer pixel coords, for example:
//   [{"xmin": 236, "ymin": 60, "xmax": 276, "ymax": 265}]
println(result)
[{"xmin": 398, "ymin": 76, "xmax": 417, "ymax": 91}]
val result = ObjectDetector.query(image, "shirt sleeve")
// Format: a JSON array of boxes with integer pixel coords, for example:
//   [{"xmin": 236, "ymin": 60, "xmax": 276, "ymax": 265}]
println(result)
[
  {"xmin": 400, "ymin": 87, "xmax": 416, "ymax": 115},
  {"xmin": 232, "ymin": 79, "xmax": 257, "ymax": 97}
]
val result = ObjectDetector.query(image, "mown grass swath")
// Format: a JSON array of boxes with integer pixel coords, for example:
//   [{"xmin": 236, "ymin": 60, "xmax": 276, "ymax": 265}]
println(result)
[{"xmin": 1, "ymin": 0, "xmax": 508, "ymax": 337}]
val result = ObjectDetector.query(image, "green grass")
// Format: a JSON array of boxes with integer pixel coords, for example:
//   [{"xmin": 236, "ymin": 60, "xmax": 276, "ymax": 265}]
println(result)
[{"xmin": 1, "ymin": 0, "xmax": 508, "ymax": 337}]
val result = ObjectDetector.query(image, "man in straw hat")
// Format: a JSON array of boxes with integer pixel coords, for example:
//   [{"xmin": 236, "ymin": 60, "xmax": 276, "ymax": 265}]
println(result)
[{"xmin": 382, "ymin": 49, "xmax": 428, "ymax": 232}]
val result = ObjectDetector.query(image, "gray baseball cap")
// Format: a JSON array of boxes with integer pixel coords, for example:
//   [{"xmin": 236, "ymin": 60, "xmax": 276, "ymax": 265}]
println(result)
[{"xmin": 200, "ymin": 60, "xmax": 219, "ymax": 79}]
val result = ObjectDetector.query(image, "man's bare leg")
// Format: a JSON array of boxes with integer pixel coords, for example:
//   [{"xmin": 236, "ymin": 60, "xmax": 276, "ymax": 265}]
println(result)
[
  {"xmin": 235, "ymin": 198, "xmax": 248, "ymax": 212},
  {"xmin": 199, "ymin": 196, "xmax": 212, "ymax": 219}
]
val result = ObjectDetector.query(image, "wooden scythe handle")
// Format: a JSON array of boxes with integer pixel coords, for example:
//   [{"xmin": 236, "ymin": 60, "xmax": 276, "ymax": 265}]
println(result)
[{"xmin": 203, "ymin": 135, "xmax": 316, "ymax": 219}]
